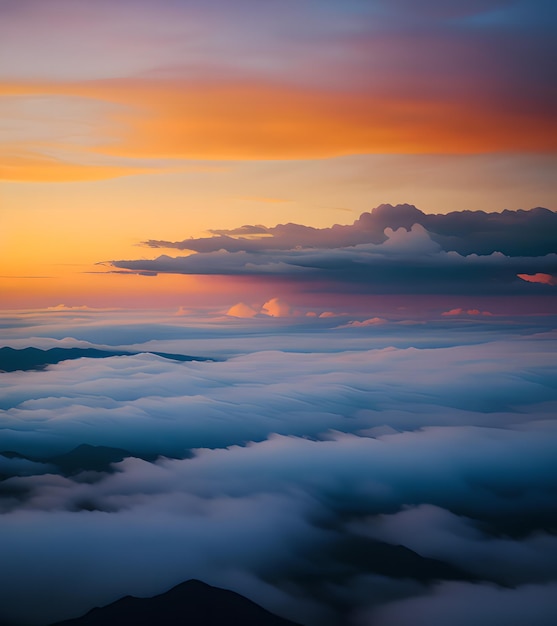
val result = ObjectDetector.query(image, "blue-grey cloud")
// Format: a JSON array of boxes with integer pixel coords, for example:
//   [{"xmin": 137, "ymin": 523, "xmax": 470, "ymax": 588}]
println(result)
[
  {"xmin": 1, "ymin": 317, "xmax": 557, "ymax": 625},
  {"xmin": 143, "ymin": 205, "xmax": 557, "ymax": 257},
  {"xmin": 364, "ymin": 581, "xmax": 557, "ymax": 626},
  {"xmin": 109, "ymin": 212, "xmax": 557, "ymax": 295}
]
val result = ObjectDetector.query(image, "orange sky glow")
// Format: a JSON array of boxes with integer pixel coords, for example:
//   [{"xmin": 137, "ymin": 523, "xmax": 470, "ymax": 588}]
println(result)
[{"xmin": 1, "ymin": 0, "xmax": 556, "ymax": 311}]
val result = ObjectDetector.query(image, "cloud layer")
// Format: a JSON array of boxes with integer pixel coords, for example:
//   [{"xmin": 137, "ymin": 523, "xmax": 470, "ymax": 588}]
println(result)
[
  {"xmin": 3, "ymin": 0, "xmax": 556, "ymax": 182},
  {"xmin": 106, "ymin": 205, "xmax": 557, "ymax": 298},
  {"xmin": 1, "ymin": 314, "xmax": 557, "ymax": 625},
  {"xmin": 144, "ymin": 205, "xmax": 557, "ymax": 257}
]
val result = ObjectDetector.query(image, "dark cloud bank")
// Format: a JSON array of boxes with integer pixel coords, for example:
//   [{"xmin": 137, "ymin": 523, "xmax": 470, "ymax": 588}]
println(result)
[
  {"xmin": 1, "ymin": 311, "xmax": 557, "ymax": 625},
  {"xmin": 106, "ymin": 205, "xmax": 557, "ymax": 296},
  {"xmin": 144, "ymin": 204, "xmax": 557, "ymax": 257}
]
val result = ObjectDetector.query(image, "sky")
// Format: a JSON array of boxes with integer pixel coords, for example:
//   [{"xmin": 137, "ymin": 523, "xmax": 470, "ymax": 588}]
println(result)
[
  {"xmin": 2, "ymin": 4, "xmax": 557, "ymax": 624},
  {"xmin": 1, "ymin": 0, "xmax": 556, "ymax": 312}
]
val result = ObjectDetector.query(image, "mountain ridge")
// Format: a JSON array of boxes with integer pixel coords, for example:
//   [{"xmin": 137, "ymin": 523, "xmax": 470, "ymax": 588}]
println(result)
[
  {"xmin": 0, "ymin": 346, "xmax": 211, "ymax": 373},
  {"xmin": 48, "ymin": 579, "xmax": 302, "ymax": 626}
]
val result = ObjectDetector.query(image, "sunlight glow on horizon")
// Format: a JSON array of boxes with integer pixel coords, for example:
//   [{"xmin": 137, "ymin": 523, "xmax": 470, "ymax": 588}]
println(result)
[{"xmin": 1, "ymin": 0, "xmax": 556, "ymax": 310}]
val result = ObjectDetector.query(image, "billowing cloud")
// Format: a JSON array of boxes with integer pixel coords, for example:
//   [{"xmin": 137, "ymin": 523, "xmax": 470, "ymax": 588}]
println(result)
[
  {"xmin": 226, "ymin": 299, "xmax": 293, "ymax": 318},
  {"xmin": 226, "ymin": 302, "xmax": 259, "ymax": 318},
  {"xmin": 1, "ymin": 313, "xmax": 557, "ymax": 625},
  {"xmin": 261, "ymin": 298, "xmax": 292, "ymax": 318},
  {"xmin": 108, "ymin": 209, "xmax": 557, "ymax": 297},
  {"xmin": 142, "ymin": 205, "xmax": 557, "ymax": 257}
]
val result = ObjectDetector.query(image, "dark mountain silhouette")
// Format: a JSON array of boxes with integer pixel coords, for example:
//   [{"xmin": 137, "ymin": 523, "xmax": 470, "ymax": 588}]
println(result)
[
  {"xmin": 45, "ymin": 443, "xmax": 156, "ymax": 474},
  {"xmin": 0, "ymin": 346, "xmax": 211, "ymax": 373},
  {"xmin": 49, "ymin": 579, "xmax": 302, "ymax": 626},
  {"xmin": 329, "ymin": 535, "xmax": 478, "ymax": 583},
  {"xmin": 0, "ymin": 444, "xmax": 185, "ymax": 479}
]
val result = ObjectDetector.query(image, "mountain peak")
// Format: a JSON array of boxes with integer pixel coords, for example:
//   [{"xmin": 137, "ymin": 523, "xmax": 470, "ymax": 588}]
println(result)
[{"xmin": 49, "ymin": 578, "xmax": 302, "ymax": 626}]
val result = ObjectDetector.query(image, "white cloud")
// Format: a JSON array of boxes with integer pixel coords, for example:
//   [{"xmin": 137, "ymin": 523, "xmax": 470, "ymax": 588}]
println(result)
[{"xmin": 1, "ymin": 317, "xmax": 557, "ymax": 625}]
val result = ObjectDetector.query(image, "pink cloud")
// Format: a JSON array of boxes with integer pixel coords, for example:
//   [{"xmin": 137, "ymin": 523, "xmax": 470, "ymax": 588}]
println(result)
[
  {"xmin": 337, "ymin": 317, "xmax": 386, "ymax": 328},
  {"xmin": 442, "ymin": 308, "xmax": 493, "ymax": 317},
  {"xmin": 226, "ymin": 302, "xmax": 259, "ymax": 318},
  {"xmin": 517, "ymin": 273, "xmax": 557, "ymax": 286},
  {"xmin": 174, "ymin": 306, "xmax": 195, "ymax": 316},
  {"xmin": 46, "ymin": 304, "xmax": 91, "ymax": 311},
  {"xmin": 261, "ymin": 297, "xmax": 292, "ymax": 318},
  {"xmin": 318, "ymin": 311, "xmax": 351, "ymax": 318}
]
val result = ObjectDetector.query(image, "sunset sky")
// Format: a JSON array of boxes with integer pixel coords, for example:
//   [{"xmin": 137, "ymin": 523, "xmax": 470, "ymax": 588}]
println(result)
[
  {"xmin": 2, "ymin": 4, "xmax": 557, "ymax": 625},
  {"xmin": 1, "ymin": 0, "xmax": 556, "ymax": 311}
]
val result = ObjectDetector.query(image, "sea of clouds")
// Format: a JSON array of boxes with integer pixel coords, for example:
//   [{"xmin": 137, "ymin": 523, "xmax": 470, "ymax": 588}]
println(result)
[{"xmin": 1, "ymin": 310, "xmax": 557, "ymax": 625}]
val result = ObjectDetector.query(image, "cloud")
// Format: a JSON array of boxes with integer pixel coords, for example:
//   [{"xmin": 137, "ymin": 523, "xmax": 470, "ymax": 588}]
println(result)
[
  {"xmin": 1, "ymin": 316, "xmax": 557, "ymax": 625},
  {"xmin": 518, "ymin": 273, "xmax": 557, "ymax": 286},
  {"xmin": 226, "ymin": 302, "xmax": 259, "ymax": 318},
  {"xmin": 46, "ymin": 304, "xmax": 93, "ymax": 311},
  {"xmin": 261, "ymin": 297, "xmax": 292, "ymax": 318},
  {"xmin": 209, "ymin": 224, "xmax": 271, "ymax": 237},
  {"xmin": 226, "ymin": 299, "xmax": 293, "ymax": 318},
  {"xmin": 142, "ymin": 205, "xmax": 557, "ymax": 257},
  {"xmin": 109, "ymin": 217, "xmax": 557, "ymax": 297},
  {"xmin": 317, "ymin": 311, "xmax": 351, "ymax": 318},
  {"xmin": 174, "ymin": 306, "xmax": 194, "ymax": 316},
  {"xmin": 349, "ymin": 504, "xmax": 557, "ymax": 587},
  {"xmin": 93, "ymin": 268, "xmax": 159, "ymax": 277},
  {"xmin": 338, "ymin": 317, "xmax": 387, "ymax": 328},
  {"xmin": 364, "ymin": 581, "xmax": 557, "ymax": 626},
  {"xmin": 442, "ymin": 308, "xmax": 493, "ymax": 316},
  {"xmin": 3, "ymin": 0, "xmax": 556, "ymax": 183}
]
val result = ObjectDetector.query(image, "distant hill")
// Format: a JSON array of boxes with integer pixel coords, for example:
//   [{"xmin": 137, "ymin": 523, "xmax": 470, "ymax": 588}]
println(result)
[
  {"xmin": 0, "ymin": 346, "xmax": 211, "ymax": 373},
  {"xmin": 0, "ymin": 444, "xmax": 186, "ymax": 481},
  {"xmin": 49, "ymin": 579, "xmax": 302, "ymax": 626}
]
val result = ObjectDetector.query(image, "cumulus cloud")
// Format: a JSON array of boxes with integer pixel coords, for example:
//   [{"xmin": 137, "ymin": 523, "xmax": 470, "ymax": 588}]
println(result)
[
  {"xmin": 1, "ymin": 316, "xmax": 557, "ymax": 625},
  {"xmin": 142, "ymin": 205, "xmax": 557, "ymax": 257},
  {"xmin": 107, "ymin": 207, "xmax": 557, "ymax": 297},
  {"xmin": 261, "ymin": 297, "xmax": 292, "ymax": 318},
  {"xmin": 226, "ymin": 299, "xmax": 294, "ymax": 318},
  {"xmin": 226, "ymin": 302, "xmax": 259, "ymax": 318}
]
